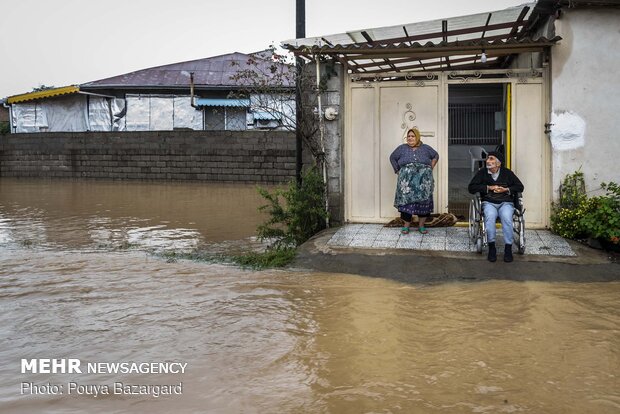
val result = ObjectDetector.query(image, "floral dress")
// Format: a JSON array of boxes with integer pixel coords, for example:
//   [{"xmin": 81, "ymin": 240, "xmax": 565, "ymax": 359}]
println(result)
[{"xmin": 389, "ymin": 143, "xmax": 439, "ymax": 216}]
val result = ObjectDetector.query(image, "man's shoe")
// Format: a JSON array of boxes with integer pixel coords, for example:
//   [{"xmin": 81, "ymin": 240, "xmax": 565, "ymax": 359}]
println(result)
[
  {"xmin": 504, "ymin": 244, "xmax": 513, "ymax": 262},
  {"xmin": 487, "ymin": 242, "xmax": 497, "ymax": 262}
]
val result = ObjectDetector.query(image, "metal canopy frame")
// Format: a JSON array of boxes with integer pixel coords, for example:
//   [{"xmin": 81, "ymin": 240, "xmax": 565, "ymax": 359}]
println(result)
[{"xmin": 283, "ymin": 3, "xmax": 560, "ymax": 74}]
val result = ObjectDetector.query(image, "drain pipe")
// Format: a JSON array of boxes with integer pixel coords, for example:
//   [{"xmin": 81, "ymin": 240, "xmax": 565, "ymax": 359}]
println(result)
[
  {"xmin": 189, "ymin": 72, "xmax": 198, "ymax": 109},
  {"xmin": 3, "ymin": 101, "xmax": 14, "ymax": 134},
  {"xmin": 315, "ymin": 57, "xmax": 329, "ymax": 228}
]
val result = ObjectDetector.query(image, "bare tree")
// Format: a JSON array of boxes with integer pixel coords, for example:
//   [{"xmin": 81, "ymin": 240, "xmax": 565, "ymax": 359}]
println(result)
[
  {"xmin": 31, "ymin": 84, "xmax": 56, "ymax": 92},
  {"xmin": 230, "ymin": 47, "xmax": 338, "ymax": 228},
  {"xmin": 228, "ymin": 46, "xmax": 322, "ymax": 167}
]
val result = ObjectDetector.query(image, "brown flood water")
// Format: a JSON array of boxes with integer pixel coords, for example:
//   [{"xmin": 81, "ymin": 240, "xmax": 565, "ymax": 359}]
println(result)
[
  {"xmin": 1, "ymin": 179, "xmax": 619, "ymax": 413},
  {"xmin": 0, "ymin": 178, "xmax": 270, "ymax": 252}
]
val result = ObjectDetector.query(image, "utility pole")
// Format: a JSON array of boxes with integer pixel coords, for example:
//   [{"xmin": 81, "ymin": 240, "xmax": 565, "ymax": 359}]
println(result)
[{"xmin": 295, "ymin": 0, "xmax": 305, "ymax": 185}]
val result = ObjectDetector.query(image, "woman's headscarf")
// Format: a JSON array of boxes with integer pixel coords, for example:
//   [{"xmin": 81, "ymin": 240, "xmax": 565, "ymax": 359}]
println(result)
[{"xmin": 405, "ymin": 128, "xmax": 422, "ymax": 147}]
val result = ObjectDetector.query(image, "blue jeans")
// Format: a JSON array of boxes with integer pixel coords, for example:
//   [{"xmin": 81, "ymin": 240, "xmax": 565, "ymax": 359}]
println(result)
[{"xmin": 482, "ymin": 201, "xmax": 514, "ymax": 245}]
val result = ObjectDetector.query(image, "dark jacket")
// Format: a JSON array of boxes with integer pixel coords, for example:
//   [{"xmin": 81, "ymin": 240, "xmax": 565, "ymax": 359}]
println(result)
[{"xmin": 468, "ymin": 167, "xmax": 524, "ymax": 204}]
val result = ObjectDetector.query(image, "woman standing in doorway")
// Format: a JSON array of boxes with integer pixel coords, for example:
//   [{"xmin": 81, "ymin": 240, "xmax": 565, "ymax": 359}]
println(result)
[{"xmin": 389, "ymin": 128, "xmax": 439, "ymax": 234}]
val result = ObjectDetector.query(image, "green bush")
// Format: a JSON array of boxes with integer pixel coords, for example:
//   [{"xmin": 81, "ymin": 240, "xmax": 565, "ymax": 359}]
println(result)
[
  {"xmin": 156, "ymin": 247, "xmax": 297, "ymax": 270},
  {"xmin": 558, "ymin": 169, "xmax": 586, "ymax": 209},
  {"xmin": 218, "ymin": 167, "xmax": 329, "ymax": 269},
  {"xmin": 550, "ymin": 206, "xmax": 586, "ymax": 239},
  {"xmin": 551, "ymin": 172, "xmax": 620, "ymax": 246},
  {"xmin": 0, "ymin": 121, "xmax": 10, "ymax": 135},
  {"xmin": 578, "ymin": 182, "xmax": 620, "ymax": 245},
  {"xmin": 231, "ymin": 247, "xmax": 297, "ymax": 270},
  {"xmin": 257, "ymin": 167, "xmax": 329, "ymax": 248},
  {"xmin": 551, "ymin": 170, "xmax": 588, "ymax": 239}
]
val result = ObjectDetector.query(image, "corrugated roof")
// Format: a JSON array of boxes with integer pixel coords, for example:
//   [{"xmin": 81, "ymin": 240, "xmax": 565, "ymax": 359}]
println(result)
[
  {"xmin": 253, "ymin": 111, "xmax": 280, "ymax": 120},
  {"xmin": 195, "ymin": 98, "xmax": 250, "ymax": 107},
  {"xmin": 282, "ymin": 3, "xmax": 558, "ymax": 73},
  {"xmin": 81, "ymin": 52, "xmax": 294, "ymax": 90},
  {"xmin": 7, "ymin": 86, "xmax": 80, "ymax": 104},
  {"xmin": 284, "ymin": 4, "xmax": 534, "ymax": 49},
  {"xmin": 289, "ymin": 36, "xmax": 560, "ymax": 55}
]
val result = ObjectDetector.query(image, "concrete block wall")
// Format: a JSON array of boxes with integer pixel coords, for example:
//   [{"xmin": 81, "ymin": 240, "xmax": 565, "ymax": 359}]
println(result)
[
  {"xmin": 0, "ymin": 130, "xmax": 296, "ymax": 183},
  {"xmin": 323, "ymin": 66, "xmax": 345, "ymax": 226},
  {"xmin": 302, "ymin": 62, "xmax": 345, "ymax": 225}
]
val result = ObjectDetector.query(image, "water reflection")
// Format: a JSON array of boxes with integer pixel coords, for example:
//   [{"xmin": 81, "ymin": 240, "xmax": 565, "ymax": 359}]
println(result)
[{"xmin": 0, "ymin": 178, "xmax": 273, "ymax": 251}]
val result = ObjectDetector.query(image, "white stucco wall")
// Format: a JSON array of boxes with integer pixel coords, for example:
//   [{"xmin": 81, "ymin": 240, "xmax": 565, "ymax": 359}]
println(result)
[{"xmin": 550, "ymin": 8, "xmax": 620, "ymax": 197}]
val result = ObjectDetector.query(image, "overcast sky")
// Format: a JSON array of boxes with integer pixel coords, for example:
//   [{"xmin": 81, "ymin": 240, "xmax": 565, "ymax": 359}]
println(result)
[{"xmin": 1, "ymin": 0, "xmax": 528, "ymax": 98}]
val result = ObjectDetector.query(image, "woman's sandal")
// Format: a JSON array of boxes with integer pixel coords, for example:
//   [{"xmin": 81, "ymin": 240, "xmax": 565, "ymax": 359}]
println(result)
[
  {"xmin": 418, "ymin": 227, "xmax": 428, "ymax": 234},
  {"xmin": 401, "ymin": 227, "xmax": 410, "ymax": 235}
]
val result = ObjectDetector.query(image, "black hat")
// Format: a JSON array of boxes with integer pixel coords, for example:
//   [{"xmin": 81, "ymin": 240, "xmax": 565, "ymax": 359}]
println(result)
[{"xmin": 486, "ymin": 151, "xmax": 504, "ymax": 165}]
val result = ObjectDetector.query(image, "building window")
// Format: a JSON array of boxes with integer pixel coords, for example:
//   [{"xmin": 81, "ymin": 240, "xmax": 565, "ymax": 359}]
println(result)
[
  {"xmin": 204, "ymin": 107, "xmax": 247, "ymax": 131},
  {"xmin": 204, "ymin": 107, "xmax": 225, "ymax": 130},
  {"xmin": 226, "ymin": 108, "xmax": 247, "ymax": 131},
  {"xmin": 252, "ymin": 111, "xmax": 281, "ymax": 129},
  {"xmin": 448, "ymin": 103, "xmax": 503, "ymax": 146},
  {"xmin": 197, "ymin": 98, "xmax": 250, "ymax": 131}
]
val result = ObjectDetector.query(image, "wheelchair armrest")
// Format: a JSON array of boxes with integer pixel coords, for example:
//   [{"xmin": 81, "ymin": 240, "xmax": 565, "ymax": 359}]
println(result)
[
  {"xmin": 513, "ymin": 192, "xmax": 524, "ymax": 211},
  {"xmin": 471, "ymin": 192, "xmax": 482, "ymax": 211}
]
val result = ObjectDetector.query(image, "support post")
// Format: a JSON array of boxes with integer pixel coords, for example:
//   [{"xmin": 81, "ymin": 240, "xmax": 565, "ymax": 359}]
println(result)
[{"xmin": 295, "ymin": 0, "xmax": 305, "ymax": 185}]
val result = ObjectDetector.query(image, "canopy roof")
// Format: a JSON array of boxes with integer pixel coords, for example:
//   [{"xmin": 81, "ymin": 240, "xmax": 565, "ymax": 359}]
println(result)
[
  {"xmin": 195, "ymin": 98, "xmax": 250, "ymax": 107},
  {"xmin": 283, "ymin": 3, "xmax": 560, "ymax": 74},
  {"xmin": 7, "ymin": 86, "xmax": 80, "ymax": 104},
  {"xmin": 253, "ymin": 111, "xmax": 280, "ymax": 120}
]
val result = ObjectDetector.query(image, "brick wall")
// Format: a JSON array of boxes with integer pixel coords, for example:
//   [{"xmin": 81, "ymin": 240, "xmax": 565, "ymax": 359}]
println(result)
[{"xmin": 0, "ymin": 130, "xmax": 296, "ymax": 183}]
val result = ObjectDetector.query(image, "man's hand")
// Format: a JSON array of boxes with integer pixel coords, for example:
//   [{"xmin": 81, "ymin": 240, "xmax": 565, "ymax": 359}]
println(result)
[{"xmin": 488, "ymin": 185, "xmax": 508, "ymax": 193}]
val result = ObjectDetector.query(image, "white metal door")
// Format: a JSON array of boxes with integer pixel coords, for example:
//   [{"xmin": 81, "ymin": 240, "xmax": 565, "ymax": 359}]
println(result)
[
  {"xmin": 513, "ymin": 82, "xmax": 549, "ymax": 228},
  {"xmin": 347, "ymin": 83, "xmax": 440, "ymax": 222},
  {"xmin": 346, "ymin": 71, "xmax": 549, "ymax": 227}
]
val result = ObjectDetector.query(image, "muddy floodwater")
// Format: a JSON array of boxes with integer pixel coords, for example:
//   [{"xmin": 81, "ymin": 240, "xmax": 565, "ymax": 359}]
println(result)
[{"xmin": 1, "ymin": 179, "xmax": 619, "ymax": 414}]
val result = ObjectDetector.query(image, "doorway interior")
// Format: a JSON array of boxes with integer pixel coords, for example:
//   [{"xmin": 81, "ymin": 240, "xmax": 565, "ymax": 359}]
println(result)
[{"xmin": 447, "ymin": 83, "xmax": 507, "ymax": 221}]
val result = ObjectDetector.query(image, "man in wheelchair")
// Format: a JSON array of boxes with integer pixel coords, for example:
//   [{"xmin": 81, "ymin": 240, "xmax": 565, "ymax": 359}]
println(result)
[{"xmin": 468, "ymin": 151, "xmax": 524, "ymax": 262}]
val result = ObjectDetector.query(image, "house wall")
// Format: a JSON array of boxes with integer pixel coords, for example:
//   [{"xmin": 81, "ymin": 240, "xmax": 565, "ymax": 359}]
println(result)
[
  {"xmin": 0, "ymin": 106, "xmax": 8, "ymax": 134},
  {"xmin": 9, "ymin": 95, "xmax": 125, "ymax": 133},
  {"xmin": 550, "ymin": 7, "xmax": 620, "ymax": 196},
  {"xmin": 297, "ymin": 62, "xmax": 345, "ymax": 224},
  {"xmin": 0, "ymin": 130, "xmax": 295, "ymax": 183},
  {"xmin": 9, "ymin": 92, "xmax": 295, "ymax": 133},
  {"xmin": 302, "ymin": 62, "xmax": 346, "ymax": 224},
  {"xmin": 324, "ymin": 65, "xmax": 345, "ymax": 225},
  {"xmin": 0, "ymin": 106, "xmax": 9, "ymax": 123},
  {"xmin": 340, "ymin": 72, "xmax": 549, "ymax": 227}
]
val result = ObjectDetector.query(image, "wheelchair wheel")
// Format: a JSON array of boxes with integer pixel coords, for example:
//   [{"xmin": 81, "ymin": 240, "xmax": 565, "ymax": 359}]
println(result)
[
  {"xmin": 468, "ymin": 199, "xmax": 478, "ymax": 241},
  {"xmin": 469, "ymin": 195, "xmax": 485, "ymax": 254},
  {"xmin": 475, "ymin": 237, "xmax": 483, "ymax": 253},
  {"xmin": 514, "ymin": 213, "xmax": 526, "ymax": 255}
]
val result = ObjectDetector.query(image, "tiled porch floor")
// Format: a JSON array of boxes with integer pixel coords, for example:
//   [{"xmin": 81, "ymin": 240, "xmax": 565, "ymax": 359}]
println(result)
[{"xmin": 327, "ymin": 224, "xmax": 576, "ymax": 256}]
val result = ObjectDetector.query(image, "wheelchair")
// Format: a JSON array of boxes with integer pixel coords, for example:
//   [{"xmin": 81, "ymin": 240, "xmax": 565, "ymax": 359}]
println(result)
[{"xmin": 468, "ymin": 192, "xmax": 526, "ymax": 255}]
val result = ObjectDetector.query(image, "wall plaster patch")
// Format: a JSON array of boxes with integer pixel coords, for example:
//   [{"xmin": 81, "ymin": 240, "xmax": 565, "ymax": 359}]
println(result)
[{"xmin": 550, "ymin": 111, "xmax": 586, "ymax": 151}]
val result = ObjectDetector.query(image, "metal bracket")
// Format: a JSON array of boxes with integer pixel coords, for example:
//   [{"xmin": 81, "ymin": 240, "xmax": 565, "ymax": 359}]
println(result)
[{"xmin": 544, "ymin": 123, "xmax": 554, "ymax": 134}]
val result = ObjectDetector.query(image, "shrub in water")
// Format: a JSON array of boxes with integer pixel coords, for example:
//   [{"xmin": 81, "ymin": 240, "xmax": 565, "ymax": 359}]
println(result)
[{"xmin": 257, "ymin": 167, "xmax": 329, "ymax": 249}]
